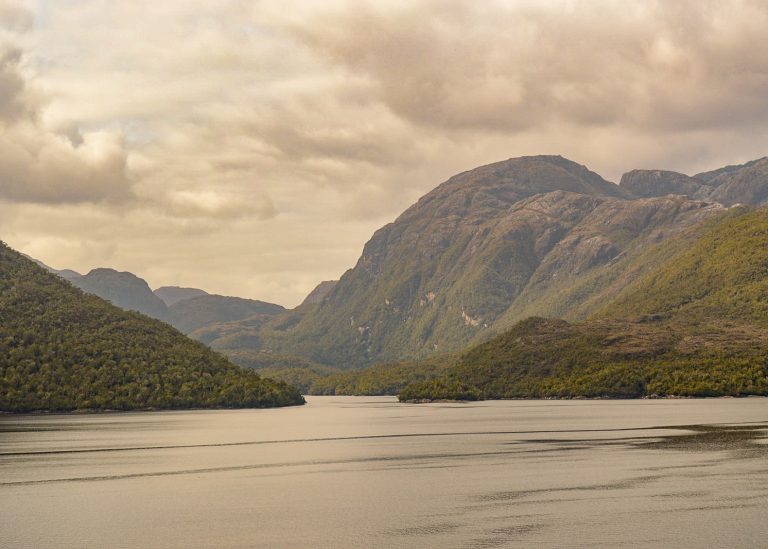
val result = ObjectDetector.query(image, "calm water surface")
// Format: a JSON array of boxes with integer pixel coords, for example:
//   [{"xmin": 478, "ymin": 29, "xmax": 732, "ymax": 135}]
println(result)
[{"xmin": 2, "ymin": 397, "xmax": 767, "ymax": 548}]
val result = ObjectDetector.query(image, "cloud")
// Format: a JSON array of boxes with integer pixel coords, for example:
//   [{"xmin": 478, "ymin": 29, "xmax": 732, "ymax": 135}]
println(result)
[
  {"xmin": 0, "ymin": 0, "xmax": 30, "ymax": 32},
  {"xmin": 2, "ymin": 0, "xmax": 768, "ymax": 306},
  {"xmin": 0, "ymin": 125, "xmax": 131, "ymax": 203},
  {"xmin": 0, "ymin": 7, "xmax": 132, "ymax": 204},
  {"xmin": 286, "ymin": 0, "xmax": 768, "ymax": 134},
  {"xmin": 0, "ymin": 46, "xmax": 31, "ymax": 122},
  {"xmin": 162, "ymin": 189, "xmax": 276, "ymax": 220}
]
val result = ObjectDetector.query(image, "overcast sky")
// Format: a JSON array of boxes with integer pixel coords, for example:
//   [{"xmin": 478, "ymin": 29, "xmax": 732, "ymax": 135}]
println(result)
[{"xmin": 1, "ymin": 0, "xmax": 767, "ymax": 306}]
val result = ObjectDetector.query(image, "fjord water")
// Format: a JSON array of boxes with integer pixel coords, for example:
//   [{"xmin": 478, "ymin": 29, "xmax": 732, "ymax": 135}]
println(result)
[{"xmin": 2, "ymin": 397, "xmax": 767, "ymax": 548}]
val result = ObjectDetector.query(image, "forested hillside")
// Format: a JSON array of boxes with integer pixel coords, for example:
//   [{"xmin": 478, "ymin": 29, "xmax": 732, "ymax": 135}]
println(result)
[{"xmin": 0, "ymin": 242, "xmax": 304, "ymax": 412}]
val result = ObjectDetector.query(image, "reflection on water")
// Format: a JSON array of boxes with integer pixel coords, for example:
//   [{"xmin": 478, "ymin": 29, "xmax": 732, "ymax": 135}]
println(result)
[{"xmin": 1, "ymin": 397, "xmax": 767, "ymax": 548}]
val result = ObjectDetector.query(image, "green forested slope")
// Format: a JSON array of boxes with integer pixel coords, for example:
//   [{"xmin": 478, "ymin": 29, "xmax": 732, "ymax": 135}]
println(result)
[
  {"xmin": 399, "ymin": 317, "xmax": 768, "ymax": 401},
  {"xmin": 343, "ymin": 206, "xmax": 768, "ymax": 400},
  {"xmin": 0, "ymin": 242, "xmax": 304, "ymax": 412},
  {"xmin": 224, "ymin": 350, "xmax": 340, "ymax": 393},
  {"xmin": 596, "ymin": 207, "xmax": 768, "ymax": 324}
]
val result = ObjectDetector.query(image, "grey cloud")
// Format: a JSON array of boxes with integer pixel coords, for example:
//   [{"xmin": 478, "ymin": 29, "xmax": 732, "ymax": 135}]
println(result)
[
  {"xmin": 288, "ymin": 0, "xmax": 768, "ymax": 134},
  {"xmin": 0, "ymin": 0, "xmax": 31, "ymax": 32},
  {"xmin": 0, "ymin": 123, "xmax": 132, "ymax": 203},
  {"xmin": 0, "ymin": 47, "xmax": 32, "ymax": 122},
  {"xmin": 0, "ymin": 22, "xmax": 133, "ymax": 204}
]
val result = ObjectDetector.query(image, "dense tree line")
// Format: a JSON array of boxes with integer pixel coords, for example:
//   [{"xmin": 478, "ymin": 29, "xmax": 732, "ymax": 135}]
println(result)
[
  {"xmin": 309, "ymin": 356, "xmax": 450, "ymax": 396},
  {"xmin": 399, "ymin": 317, "xmax": 768, "ymax": 401},
  {"xmin": 225, "ymin": 350, "xmax": 339, "ymax": 393}
]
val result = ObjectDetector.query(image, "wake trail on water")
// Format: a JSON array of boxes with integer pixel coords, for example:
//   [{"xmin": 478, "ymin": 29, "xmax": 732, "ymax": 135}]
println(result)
[{"xmin": 0, "ymin": 426, "xmax": 679, "ymax": 457}]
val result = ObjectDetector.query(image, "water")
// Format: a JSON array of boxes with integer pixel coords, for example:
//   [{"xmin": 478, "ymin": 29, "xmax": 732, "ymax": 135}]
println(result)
[{"xmin": 1, "ymin": 397, "xmax": 767, "ymax": 548}]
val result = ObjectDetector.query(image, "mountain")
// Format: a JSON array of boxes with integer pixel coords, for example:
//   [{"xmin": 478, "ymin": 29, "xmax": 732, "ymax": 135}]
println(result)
[
  {"xmin": 619, "ymin": 169, "xmax": 713, "ymax": 199},
  {"xmin": 154, "ymin": 286, "xmax": 209, "ymax": 306},
  {"xmin": 300, "ymin": 280, "xmax": 338, "ymax": 306},
  {"xmin": 68, "ymin": 268, "xmax": 169, "ymax": 320},
  {"xmin": 24, "ymin": 256, "xmax": 168, "ymax": 320},
  {"xmin": 20, "ymin": 254, "xmax": 82, "ymax": 281},
  {"xmin": 398, "ymin": 206, "xmax": 768, "ymax": 400},
  {"xmin": 186, "ymin": 313, "xmax": 280, "ymax": 351},
  {"xmin": 166, "ymin": 294, "xmax": 285, "ymax": 334},
  {"xmin": 483, "ymin": 193, "xmax": 720, "ymax": 329},
  {"xmin": 619, "ymin": 157, "xmax": 768, "ymax": 206},
  {"xmin": 254, "ymin": 155, "xmax": 725, "ymax": 368},
  {"xmin": 0, "ymin": 241, "xmax": 304, "ymax": 412},
  {"xmin": 698, "ymin": 157, "xmax": 768, "ymax": 206}
]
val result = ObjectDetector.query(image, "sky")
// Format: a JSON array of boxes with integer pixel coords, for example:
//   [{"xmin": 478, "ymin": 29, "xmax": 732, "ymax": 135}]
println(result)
[{"xmin": 1, "ymin": 0, "xmax": 767, "ymax": 307}]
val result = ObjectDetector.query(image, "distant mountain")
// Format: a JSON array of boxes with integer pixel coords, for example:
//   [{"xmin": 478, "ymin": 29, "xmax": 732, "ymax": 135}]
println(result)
[
  {"xmin": 187, "ymin": 313, "xmax": 278, "ymax": 350},
  {"xmin": 0, "ymin": 241, "xmax": 304, "ymax": 412},
  {"xmin": 596, "ymin": 206, "xmax": 768, "ymax": 323},
  {"xmin": 166, "ymin": 294, "xmax": 285, "ymax": 334},
  {"xmin": 69, "ymin": 268, "xmax": 169, "ymax": 320},
  {"xmin": 154, "ymin": 286, "xmax": 209, "ymax": 306},
  {"xmin": 300, "ymin": 280, "xmax": 338, "ymax": 306},
  {"xmin": 21, "ymin": 256, "xmax": 290, "ymax": 364},
  {"xmin": 397, "ymin": 206, "xmax": 768, "ymax": 400},
  {"xmin": 20, "ymin": 254, "xmax": 82, "ymax": 281},
  {"xmin": 26, "ymin": 257, "xmax": 169, "ymax": 320},
  {"xmin": 254, "ymin": 155, "xmax": 725, "ymax": 368}
]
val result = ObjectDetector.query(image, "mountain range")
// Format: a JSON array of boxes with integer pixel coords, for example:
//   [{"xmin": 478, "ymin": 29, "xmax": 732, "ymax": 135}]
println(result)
[{"xmin": 25, "ymin": 154, "xmax": 768, "ymax": 399}]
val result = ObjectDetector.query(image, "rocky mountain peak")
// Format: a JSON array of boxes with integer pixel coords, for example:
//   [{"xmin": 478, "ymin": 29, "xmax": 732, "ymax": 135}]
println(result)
[
  {"xmin": 701, "ymin": 157, "xmax": 768, "ymax": 206},
  {"xmin": 412, "ymin": 155, "xmax": 625, "ymax": 217},
  {"xmin": 619, "ymin": 169, "xmax": 712, "ymax": 199}
]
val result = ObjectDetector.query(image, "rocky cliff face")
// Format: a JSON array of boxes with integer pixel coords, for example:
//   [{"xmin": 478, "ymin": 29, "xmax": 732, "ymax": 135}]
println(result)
[
  {"xmin": 699, "ymin": 157, "xmax": 768, "ymax": 206},
  {"xmin": 620, "ymin": 170, "xmax": 712, "ymax": 199},
  {"xmin": 491, "ymin": 193, "xmax": 722, "ymax": 329}
]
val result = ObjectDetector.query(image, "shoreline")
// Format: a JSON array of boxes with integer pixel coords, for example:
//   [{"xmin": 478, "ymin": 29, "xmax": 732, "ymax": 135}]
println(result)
[
  {"xmin": 399, "ymin": 394, "xmax": 768, "ymax": 404},
  {"xmin": 4, "ymin": 394, "xmax": 767, "ymax": 414},
  {"xmin": 0, "ymin": 402, "xmax": 306, "ymax": 416}
]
